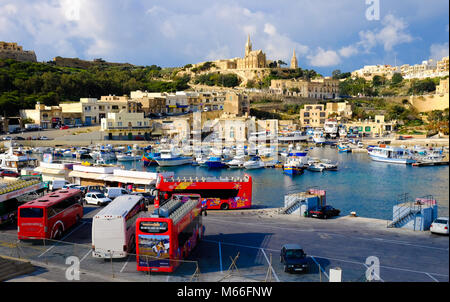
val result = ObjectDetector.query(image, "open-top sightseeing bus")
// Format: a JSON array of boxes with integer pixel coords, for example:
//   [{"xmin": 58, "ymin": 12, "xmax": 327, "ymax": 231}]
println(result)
[
  {"xmin": 154, "ymin": 174, "xmax": 252, "ymax": 210},
  {"xmin": 17, "ymin": 188, "xmax": 83, "ymax": 240},
  {"xmin": 135, "ymin": 194, "xmax": 205, "ymax": 273}
]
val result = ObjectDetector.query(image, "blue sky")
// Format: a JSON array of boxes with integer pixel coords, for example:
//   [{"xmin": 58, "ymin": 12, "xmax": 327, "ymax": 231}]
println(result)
[{"xmin": 0, "ymin": 0, "xmax": 448, "ymax": 76}]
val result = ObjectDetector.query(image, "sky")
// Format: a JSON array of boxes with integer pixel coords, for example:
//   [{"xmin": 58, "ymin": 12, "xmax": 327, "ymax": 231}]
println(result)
[{"xmin": 0, "ymin": 0, "xmax": 449, "ymax": 76}]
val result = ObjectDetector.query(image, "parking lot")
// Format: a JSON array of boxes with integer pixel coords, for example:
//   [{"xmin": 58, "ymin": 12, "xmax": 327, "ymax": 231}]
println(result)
[{"xmin": 0, "ymin": 205, "xmax": 448, "ymax": 282}]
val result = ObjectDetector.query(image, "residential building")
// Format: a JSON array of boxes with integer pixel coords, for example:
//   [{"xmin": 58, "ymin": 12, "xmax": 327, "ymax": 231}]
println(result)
[
  {"xmin": 299, "ymin": 104, "xmax": 328, "ymax": 128},
  {"xmin": 436, "ymin": 78, "xmax": 449, "ymax": 95},
  {"xmin": 223, "ymin": 91, "xmax": 250, "ymax": 117},
  {"xmin": 344, "ymin": 115, "xmax": 396, "ymax": 137},
  {"xmin": 130, "ymin": 91, "xmax": 167, "ymax": 116},
  {"xmin": 326, "ymin": 101, "xmax": 353, "ymax": 121},
  {"xmin": 100, "ymin": 110, "xmax": 153, "ymax": 140},
  {"xmin": 20, "ymin": 103, "xmax": 62, "ymax": 129}
]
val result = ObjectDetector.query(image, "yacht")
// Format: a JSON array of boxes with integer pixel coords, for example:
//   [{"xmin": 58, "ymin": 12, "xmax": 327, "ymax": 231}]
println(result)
[
  {"xmin": 89, "ymin": 150, "xmax": 116, "ymax": 161},
  {"xmin": 154, "ymin": 150, "xmax": 193, "ymax": 166},
  {"xmin": 243, "ymin": 156, "xmax": 265, "ymax": 169},
  {"xmin": 368, "ymin": 145, "xmax": 416, "ymax": 164},
  {"xmin": 312, "ymin": 130, "xmax": 326, "ymax": 144},
  {"xmin": 324, "ymin": 119, "xmax": 338, "ymax": 138},
  {"xmin": 226, "ymin": 154, "xmax": 246, "ymax": 169},
  {"xmin": 307, "ymin": 162, "xmax": 326, "ymax": 172},
  {"xmin": 0, "ymin": 147, "xmax": 39, "ymax": 173}
]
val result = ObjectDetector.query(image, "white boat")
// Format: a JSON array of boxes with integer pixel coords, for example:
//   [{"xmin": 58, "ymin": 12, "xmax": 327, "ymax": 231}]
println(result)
[
  {"xmin": 154, "ymin": 150, "xmax": 193, "ymax": 166},
  {"xmin": 243, "ymin": 156, "xmax": 265, "ymax": 169},
  {"xmin": 116, "ymin": 153, "xmax": 140, "ymax": 162},
  {"xmin": 312, "ymin": 130, "xmax": 326, "ymax": 144},
  {"xmin": 0, "ymin": 147, "xmax": 39, "ymax": 173},
  {"xmin": 368, "ymin": 145, "xmax": 416, "ymax": 164},
  {"xmin": 324, "ymin": 119, "xmax": 338, "ymax": 138},
  {"xmin": 90, "ymin": 150, "xmax": 116, "ymax": 161},
  {"xmin": 226, "ymin": 155, "xmax": 246, "ymax": 169},
  {"xmin": 321, "ymin": 159, "xmax": 339, "ymax": 170},
  {"xmin": 307, "ymin": 162, "xmax": 326, "ymax": 172}
]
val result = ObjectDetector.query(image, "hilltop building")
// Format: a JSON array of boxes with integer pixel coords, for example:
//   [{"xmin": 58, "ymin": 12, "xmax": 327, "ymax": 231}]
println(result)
[{"xmin": 0, "ymin": 41, "xmax": 37, "ymax": 62}]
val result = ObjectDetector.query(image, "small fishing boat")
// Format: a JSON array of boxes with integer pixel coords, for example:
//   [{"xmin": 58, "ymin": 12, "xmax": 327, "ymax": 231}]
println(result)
[
  {"xmin": 154, "ymin": 150, "xmax": 193, "ymax": 167},
  {"xmin": 307, "ymin": 162, "xmax": 326, "ymax": 172},
  {"xmin": 368, "ymin": 145, "xmax": 416, "ymax": 164},
  {"xmin": 226, "ymin": 155, "xmax": 246, "ymax": 169}
]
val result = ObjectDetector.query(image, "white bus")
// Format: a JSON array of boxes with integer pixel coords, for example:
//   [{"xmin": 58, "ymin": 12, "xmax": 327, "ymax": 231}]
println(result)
[{"xmin": 92, "ymin": 195, "xmax": 146, "ymax": 258}]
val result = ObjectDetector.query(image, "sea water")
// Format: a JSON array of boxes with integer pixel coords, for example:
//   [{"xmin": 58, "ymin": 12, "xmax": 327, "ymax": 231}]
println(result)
[{"xmin": 67, "ymin": 146, "xmax": 450, "ymax": 220}]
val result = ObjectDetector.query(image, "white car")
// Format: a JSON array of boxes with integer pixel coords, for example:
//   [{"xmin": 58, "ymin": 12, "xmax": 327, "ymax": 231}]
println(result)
[
  {"xmin": 62, "ymin": 184, "xmax": 80, "ymax": 189},
  {"xmin": 84, "ymin": 192, "xmax": 112, "ymax": 206},
  {"xmin": 430, "ymin": 217, "xmax": 449, "ymax": 235}
]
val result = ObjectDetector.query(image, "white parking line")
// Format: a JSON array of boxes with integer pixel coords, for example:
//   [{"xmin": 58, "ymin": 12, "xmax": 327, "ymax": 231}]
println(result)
[
  {"xmin": 38, "ymin": 222, "xmax": 87, "ymax": 258},
  {"xmin": 310, "ymin": 256, "xmax": 329, "ymax": 280},
  {"xmin": 426, "ymin": 273, "xmax": 439, "ymax": 282},
  {"xmin": 260, "ymin": 248, "xmax": 280, "ymax": 282},
  {"xmin": 80, "ymin": 249, "xmax": 92, "ymax": 263},
  {"xmin": 120, "ymin": 256, "xmax": 131, "ymax": 273}
]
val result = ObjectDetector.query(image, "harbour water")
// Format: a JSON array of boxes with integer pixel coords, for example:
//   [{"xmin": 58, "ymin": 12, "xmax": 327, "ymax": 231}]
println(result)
[{"xmin": 113, "ymin": 146, "xmax": 449, "ymax": 220}]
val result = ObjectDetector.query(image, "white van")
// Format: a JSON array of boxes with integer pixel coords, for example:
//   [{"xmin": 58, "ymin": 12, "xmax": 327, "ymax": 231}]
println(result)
[
  {"xmin": 105, "ymin": 187, "xmax": 130, "ymax": 200},
  {"xmin": 92, "ymin": 195, "xmax": 145, "ymax": 258},
  {"xmin": 50, "ymin": 180, "xmax": 69, "ymax": 191}
]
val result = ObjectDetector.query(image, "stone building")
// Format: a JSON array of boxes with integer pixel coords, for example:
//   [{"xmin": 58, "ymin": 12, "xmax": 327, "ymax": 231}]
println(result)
[
  {"xmin": 0, "ymin": 41, "xmax": 37, "ymax": 62},
  {"xmin": 299, "ymin": 104, "xmax": 328, "ymax": 128},
  {"xmin": 290, "ymin": 49, "xmax": 298, "ymax": 69},
  {"xmin": 223, "ymin": 91, "xmax": 250, "ymax": 117},
  {"xmin": 270, "ymin": 77, "xmax": 340, "ymax": 99},
  {"xmin": 20, "ymin": 103, "xmax": 62, "ymax": 129}
]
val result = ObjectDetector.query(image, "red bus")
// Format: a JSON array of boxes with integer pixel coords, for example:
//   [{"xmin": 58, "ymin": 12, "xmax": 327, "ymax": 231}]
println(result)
[
  {"xmin": 154, "ymin": 174, "xmax": 252, "ymax": 210},
  {"xmin": 135, "ymin": 194, "xmax": 205, "ymax": 273},
  {"xmin": 18, "ymin": 188, "xmax": 84, "ymax": 240}
]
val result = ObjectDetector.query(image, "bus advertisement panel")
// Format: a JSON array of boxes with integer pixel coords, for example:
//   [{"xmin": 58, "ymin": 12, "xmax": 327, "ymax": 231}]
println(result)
[
  {"xmin": 136, "ymin": 194, "xmax": 204, "ymax": 273},
  {"xmin": 154, "ymin": 174, "xmax": 252, "ymax": 210}
]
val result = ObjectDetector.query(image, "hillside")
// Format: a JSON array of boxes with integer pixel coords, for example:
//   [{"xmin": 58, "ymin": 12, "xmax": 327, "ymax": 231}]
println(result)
[{"xmin": 0, "ymin": 59, "xmax": 189, "ymax": 115}]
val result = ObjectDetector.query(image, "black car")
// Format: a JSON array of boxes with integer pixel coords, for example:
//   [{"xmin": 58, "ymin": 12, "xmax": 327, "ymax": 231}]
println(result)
[
  {"xmin": 309, "ymin": 205, "xmax": 340, "ymax": 219},
  {"xmin": 280, "ymin": 244, "xmax": 309, "ymax": 273}
]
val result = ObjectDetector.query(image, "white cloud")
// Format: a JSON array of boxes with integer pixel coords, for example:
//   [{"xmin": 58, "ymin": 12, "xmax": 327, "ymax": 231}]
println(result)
[
  {"xmin": 339, "ymin": 45, "xmax": 358, "ymax": 58},
  {"xmin": 358, "ymin": 14, "xmax": 414, "ymax": 52},
  {"xmin": 430, "ymin": 43, "xmax": 449, "ymax": 61},
  {"xmin": 308, "ymin": 48, "xmax": 341, "ymax": 67}
]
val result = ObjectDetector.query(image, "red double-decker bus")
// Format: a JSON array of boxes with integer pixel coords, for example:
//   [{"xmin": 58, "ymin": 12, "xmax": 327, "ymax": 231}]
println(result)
[
  {"xmin": 136, "ymin": 194, "xmax": 205, "ymax": 273},
  {"xmin": 18, "ymin": 189, "xmax": 84, "ymax": 240},
  {"xmin": 154, "ymin": 174, "xmax": 252, "ymax": 210}
]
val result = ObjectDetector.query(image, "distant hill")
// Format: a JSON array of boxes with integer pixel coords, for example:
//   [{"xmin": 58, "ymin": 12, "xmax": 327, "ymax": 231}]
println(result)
[{"xmin": 50, "ymin": 56, "xmax": 136, "ymax": 69}]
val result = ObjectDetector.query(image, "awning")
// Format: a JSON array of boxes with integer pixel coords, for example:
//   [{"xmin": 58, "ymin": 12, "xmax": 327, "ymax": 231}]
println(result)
[
  {"xmin": 103, "ymin": 175, "xmax": 155, "ymax": 185},
  {"xmin": 68, "ymin": 171, "xmax": 108, "ymax": 180},
  {"xmin": 34, "ymin": 167, "xmax": 66, "ymax": 175}
]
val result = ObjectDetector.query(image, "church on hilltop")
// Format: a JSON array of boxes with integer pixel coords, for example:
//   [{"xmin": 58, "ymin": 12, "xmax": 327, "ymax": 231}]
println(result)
[{"xmin": 194, "ymin": 35, "xmax": 298, "ymax": 71}]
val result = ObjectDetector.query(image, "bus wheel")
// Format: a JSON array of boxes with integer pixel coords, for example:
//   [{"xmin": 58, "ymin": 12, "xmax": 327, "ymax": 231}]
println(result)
[
  {"xmin": 220, "ymin": 203, "xmax": 229, "ymax": 210},
  {"xmin": 54, "ymin": 228, "xmax": 62, "ymax": 240}
]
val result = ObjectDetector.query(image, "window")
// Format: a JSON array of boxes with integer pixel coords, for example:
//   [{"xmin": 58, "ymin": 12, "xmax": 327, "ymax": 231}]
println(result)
[
  {"xmin": 117, "ymin": 122, "xmax": 122, "ymax": 127},
  {"xmin": 20, "ymin": 208, "xmax": 43, "ymax": 218}
]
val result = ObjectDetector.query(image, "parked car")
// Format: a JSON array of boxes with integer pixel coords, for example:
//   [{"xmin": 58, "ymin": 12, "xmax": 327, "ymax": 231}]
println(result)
[
  {"xmin": 14, "ymin": 136, "xmax": 26, "ymax": 140},
  {"xmin": 39, "ymin": 136, "xmax": 51, "ymax": 140},
  {"xmin": 0, "ymin": 170, "xmax": 20, "ymax": 178},
  {"xmin": 105, "ymin": 187, "xmax": 130, "ymax": 200},
  {"xmin": 280, "ymin": 244, "xmax": 309, "ymax": 273},
  {"xmin": 2, "ymin": 136, "xmax": 12, "ymax": 141},
  {"xmin": 62, "ymin": 184, "xmax": 80, "ymax": 189},
  {"xmin": 430, "ymin": 217, "xmax": 449, "ymax": 235},
  {"xmin": 84, "ymin": 192, "xmax": 112, "ymax": 206},
  {"xmin": 60, "ymin": 125, "xmax": 69, "ymax": 130},
  {"xmin": 73, "ymin": 186, "xmax": 87, "ymax": 195},
  {"xmin": 130, "ymin": 191, "xmax": 154, "ymax": 205},
  {"xmin": 87, "ymin": 185, "xmax": 106, "ymax": 194},
  {"xmin": 308, "ymin": 205, "xmax": 340, "ymax": 219}
]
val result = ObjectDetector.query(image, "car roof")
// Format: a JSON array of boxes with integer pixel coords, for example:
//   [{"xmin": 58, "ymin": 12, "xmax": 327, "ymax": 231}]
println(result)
[{"xmin": 282, "ymin": 244, "xmax": 303, "ymax": 250}]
